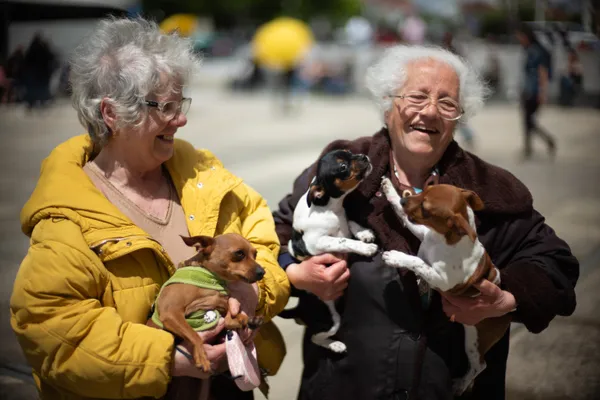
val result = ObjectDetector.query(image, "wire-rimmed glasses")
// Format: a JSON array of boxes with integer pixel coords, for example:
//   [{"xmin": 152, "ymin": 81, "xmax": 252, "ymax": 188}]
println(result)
[
  {"xmin": 391, "ymin": 91, "xmax": 464, "ymax": 121},
  {"xmin": 144, "ymin": 97, "xmax": 192, "ymax": 121}
]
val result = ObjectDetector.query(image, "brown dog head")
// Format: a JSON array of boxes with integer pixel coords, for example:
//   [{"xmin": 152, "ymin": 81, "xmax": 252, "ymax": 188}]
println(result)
[
  {"xmin": 308, "ymin": 149, "xmax": 372, "ymax": 207},
  {"xmin": 180, "ymin": 233, "xmax": 265, "ymax": 283},
  {"xmin": 400, "ymin": 184, "xmax": 484, "ymax": 245}
]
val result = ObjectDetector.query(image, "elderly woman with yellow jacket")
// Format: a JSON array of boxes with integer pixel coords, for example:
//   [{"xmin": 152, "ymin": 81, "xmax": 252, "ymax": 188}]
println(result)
[{"xmin": 10, "ymin": 17, "xmax": 289, "ymax": 400}]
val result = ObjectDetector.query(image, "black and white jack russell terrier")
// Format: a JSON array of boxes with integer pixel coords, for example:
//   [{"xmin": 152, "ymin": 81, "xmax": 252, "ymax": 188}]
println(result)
[
  {"xmin": 288, "ymin": 149, "xmax": 378, "ymax": 353},
  {"xmin": 380, "ymin": 177, "xmax": 512, "ymax": 395}
]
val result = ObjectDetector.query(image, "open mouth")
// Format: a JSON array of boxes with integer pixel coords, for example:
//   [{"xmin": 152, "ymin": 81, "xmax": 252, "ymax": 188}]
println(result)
[
  {"xmin": 157, "ymin": 134, "xmax": 174, "ymax": 143},
  {"xmin": 410, "ymin": 125, "xmax": 439, "ymax": 134}
]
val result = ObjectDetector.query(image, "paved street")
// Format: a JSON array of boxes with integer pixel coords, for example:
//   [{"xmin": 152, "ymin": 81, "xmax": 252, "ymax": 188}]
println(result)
[{"xmin": 1, "ymin": 80, "xmax": 599, "ymax": 400}]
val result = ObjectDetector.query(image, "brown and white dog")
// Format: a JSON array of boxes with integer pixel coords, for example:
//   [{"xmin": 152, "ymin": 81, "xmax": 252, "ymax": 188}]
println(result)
[{"xmin": 380, "ymin": 178, "xmax": 511, "ymax": 395}]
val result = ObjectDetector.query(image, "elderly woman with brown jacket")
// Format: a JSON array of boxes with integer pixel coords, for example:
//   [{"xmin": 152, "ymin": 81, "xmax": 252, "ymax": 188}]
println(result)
[{"xmin": 273, "ymin": 45, "xmax": 579, "ymax": 400}]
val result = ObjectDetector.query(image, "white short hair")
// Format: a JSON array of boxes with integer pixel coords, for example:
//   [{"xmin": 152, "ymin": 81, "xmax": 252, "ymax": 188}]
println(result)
[
  {"xmin": 69, "ymin": 17, "xmax": 200, "ymax": 146},
  {"xmin": 365, "ymin": 45, "xmax": 490, "ymax": 124}
]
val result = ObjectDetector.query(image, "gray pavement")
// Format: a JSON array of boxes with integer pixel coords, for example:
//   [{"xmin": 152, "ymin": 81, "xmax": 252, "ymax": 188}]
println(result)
[{"xmin": 1, "ymin": 81, "xmax": 599, "ymax": 400}]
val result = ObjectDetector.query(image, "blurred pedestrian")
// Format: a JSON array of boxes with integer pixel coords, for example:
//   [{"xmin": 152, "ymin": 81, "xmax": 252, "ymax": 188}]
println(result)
[
  {"xmin": 559, "ymin": 49, "xmax": 583, "ymax": 107},
  {"xmin": 515, "ymin": 23, "xmax": 556, "ymax": 160},
  {"xmin": 23, "ymin": 33, "xmax": 56, "ymax": 110}
]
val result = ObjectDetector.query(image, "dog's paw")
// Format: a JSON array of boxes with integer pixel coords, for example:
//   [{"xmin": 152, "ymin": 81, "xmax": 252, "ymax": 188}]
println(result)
[
  {"xmin": 382, "ymin": 250, "xmax": 405, "ymax": 268},
  {"xmin": 361, "ymin": 243, "xmax": 378, "ymax": 256},
  {"xmin": 328, "ymin": 340, "xmax": 347, "ymax": 353},
  {"xmin": 355, "ymin": 229, "xmax": 376, "ymax": 243},
  {"xmin": 248, "ymin": 316, "xmax": 264, "ymax": 330},
  {"xmin": 452, "ymin": 377, "xmax": 474, "ymax": 396},
  {"xmin": 380, "ymin": 177, "xmax": 400, "ymax": 201}
]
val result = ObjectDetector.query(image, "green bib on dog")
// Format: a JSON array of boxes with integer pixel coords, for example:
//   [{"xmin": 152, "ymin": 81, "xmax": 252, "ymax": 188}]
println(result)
[{"xmin": 151, "ymin": 266, "xmax": 228, "ymax": 332}]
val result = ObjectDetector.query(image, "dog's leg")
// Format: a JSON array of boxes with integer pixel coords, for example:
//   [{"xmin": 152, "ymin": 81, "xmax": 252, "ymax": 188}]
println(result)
[
  {"xmin": 314, "ymin": 236, "xmax": 378, "ymax": 257},
  {"xmin": 382, "ymin": 251, "xmax": 449, "ymax": 290},
  {"xmin": 311, "ymin": 300, "xmax": 347, "ymax": 353},
  {"xmin": 453, "ymin": 325, "xmax": 486, "ymax": 396},
  {"xmin": 348, "ymin": 220, "xmax": 375, "ymax": 243},
  {"xmin": 159, "ymin": 311, "xmax": 211, "ymax": 372},
  {"xmin": 380, "ymin": 178, "xmax": 428, "ymax": 240}
]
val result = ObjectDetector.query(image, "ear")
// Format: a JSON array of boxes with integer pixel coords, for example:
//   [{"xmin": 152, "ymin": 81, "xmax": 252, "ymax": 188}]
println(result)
[
  {"xmin": 447, "ymin": 214, "xmax": 477, "ymax": 242},
  {"xmin": 100, "ymin": 98, "xmax": 118, "ymax": 133},
  {"xmin": 461, "ymin": 189, "xmax": 484, "ymax": 211},
  {"xmin": 307, "ymin": 184, "xmax": 325, "ymax": 207},
  {"xmin": 180, "ymin": 235, "xmax": 215, "ymax": 255}
]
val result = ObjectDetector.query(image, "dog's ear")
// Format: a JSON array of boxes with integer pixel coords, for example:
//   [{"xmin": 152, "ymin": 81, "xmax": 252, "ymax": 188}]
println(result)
[
  {"xmin": 446, "ymin": 214, "xmax": 477, "ymax": 242},
  {"xmin": 461, "ymin": 189, "xmax": 484, "ymax": 211},
  {"xmin": 180, "ymin": 235, "xmax": 215, "ymax": 255},
  {"xmin": 307, "ymin": 184, "xmax": 325, "ymax": 207}
]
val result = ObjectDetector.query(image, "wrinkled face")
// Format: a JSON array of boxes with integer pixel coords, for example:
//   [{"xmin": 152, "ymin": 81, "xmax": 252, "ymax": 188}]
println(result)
[
  {"xmin": 400, "ymin": 184, "xmax": 484, "ymax": 244},
  {"xmin": 108, "ymin": 80, "xmax": 188, "ymax": 170},
  {"xmin": 309, "ymin": 149, "xmax": 373, "ymax": 206},
  {"xmin": 385, "ymin": 59, "xmax": 460, "ymax": 163},
  {"xmin": 181, "ymin": 233, "xmax": 265, "ymax": 283}
]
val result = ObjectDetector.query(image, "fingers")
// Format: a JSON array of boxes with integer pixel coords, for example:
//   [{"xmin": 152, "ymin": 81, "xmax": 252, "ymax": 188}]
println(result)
[
  {"xmin": 228, "ymin": 297, "xmax": 241, "ymax": 317},
  {"xmin": 474, "ymin": 279, "xmax": 501, "ymax": 298},
  {"xmin": 198, "ymin": 318, "xmax": 225, "ymax": 342},
  {"xmin": 310, "ymin": 253, "xmax": 344, "ymax": 265},
  {"xmin": 325, "ymin": 259, "xmax": 349, "ymax": 282}
]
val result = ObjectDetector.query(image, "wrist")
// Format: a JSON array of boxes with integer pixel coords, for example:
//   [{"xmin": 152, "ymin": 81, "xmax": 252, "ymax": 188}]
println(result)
[{"xmin": 285, "ymin": 263, "xmax": 304, "ymax": 290}]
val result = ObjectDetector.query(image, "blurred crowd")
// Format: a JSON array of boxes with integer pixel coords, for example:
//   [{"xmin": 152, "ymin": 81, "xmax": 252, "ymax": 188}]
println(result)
[{"xmin": 0, "ymin": 32, "xmax": 65, "ymax": 109}]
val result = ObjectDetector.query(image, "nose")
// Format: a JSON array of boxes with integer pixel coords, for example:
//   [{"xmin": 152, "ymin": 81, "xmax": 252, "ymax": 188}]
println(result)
[
  {"xmin": 171, "ymin": 112, "xmax": 187, "ymax": 127},
  {"xmin": 255, "ymin": 266, "xmax": 265, "ymax": 280},
  {"xmin": 418, "ymin": 101, "xmax": 439, "ymax": 119},
  {"xmin": 400, "ymin": 197, "xmax": 407, "ymax": 206}
]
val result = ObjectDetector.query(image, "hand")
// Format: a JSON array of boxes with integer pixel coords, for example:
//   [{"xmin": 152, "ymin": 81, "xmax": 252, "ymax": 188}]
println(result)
[
  {"xmin": 227, "ymin": 281, "xmax": 260, "ymax": 344},
  {"xmin": 440, "ymin": 280, "xmax": 517, "ymax": 326},
  {"xmin": 171, "ymin": 318, "xmax": 227, "ymax": 378},
  {"xmin": 286, "ymin": 253, "xmax": 349, "ymax": 301}
]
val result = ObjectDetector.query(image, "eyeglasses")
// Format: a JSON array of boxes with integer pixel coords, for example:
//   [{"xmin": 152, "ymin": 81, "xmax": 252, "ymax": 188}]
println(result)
[
  {"xmin": 144, "ymin": 97, "xmax": 192, "ymax": 120},
  {"xmin": 391, "ymin": 91, "xmax": 464, "ymax": 121}
]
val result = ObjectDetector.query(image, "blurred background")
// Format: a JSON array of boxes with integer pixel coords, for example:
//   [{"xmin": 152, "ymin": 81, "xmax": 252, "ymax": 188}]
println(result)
[{"xmin": 1, "ymin": 1, "xmax": 600, "ymax": 399}]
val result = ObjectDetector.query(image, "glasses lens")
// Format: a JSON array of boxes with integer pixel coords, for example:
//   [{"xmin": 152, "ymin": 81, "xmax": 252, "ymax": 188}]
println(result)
[
  {"xmin": 437, "ymin": 100, "xmax": 461, "ymax": 120},
  {"xmin": 180, "ymin": 98, "xmax": 191, "ymax": 116},
  {"xmin": 160, "ymin": 101, "xmax": 177, "ymax": 120}
]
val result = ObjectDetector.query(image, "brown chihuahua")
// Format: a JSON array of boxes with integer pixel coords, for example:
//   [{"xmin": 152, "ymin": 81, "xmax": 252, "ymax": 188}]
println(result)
[{"xmin": 150, "ymin": 233, "xmax": 265, "ymax": 373}]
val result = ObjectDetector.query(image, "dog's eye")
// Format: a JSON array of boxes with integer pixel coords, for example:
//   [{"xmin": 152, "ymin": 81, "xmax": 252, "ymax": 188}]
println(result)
[
  {"xmin": 232, "ymin": 250, "xmax": 246, "ymax": 261},
  {"xmin": 339, "ymin": 163, "xmax": 348, "ymax": 172}
]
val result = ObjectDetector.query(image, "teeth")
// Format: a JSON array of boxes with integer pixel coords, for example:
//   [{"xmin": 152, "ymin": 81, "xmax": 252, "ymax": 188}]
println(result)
[{"xmin": 161, "ymin": 135, "xmax": 174, "ymax": 140}]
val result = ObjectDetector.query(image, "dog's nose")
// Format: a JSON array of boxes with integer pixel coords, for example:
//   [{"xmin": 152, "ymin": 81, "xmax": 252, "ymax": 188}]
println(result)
[
  {"xmin": 255, "ymin": 266, "xmax": 265, "ymax": 280},
  {"xmin": 400, "ymin": 197, "xmax": 407, "ymax": 206}
]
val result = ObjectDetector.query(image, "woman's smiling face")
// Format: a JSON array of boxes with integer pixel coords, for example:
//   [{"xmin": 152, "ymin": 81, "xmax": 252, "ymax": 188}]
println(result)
[{"xmin": 385, "ymin": 58, "xmax": 460, "ymax": 162}]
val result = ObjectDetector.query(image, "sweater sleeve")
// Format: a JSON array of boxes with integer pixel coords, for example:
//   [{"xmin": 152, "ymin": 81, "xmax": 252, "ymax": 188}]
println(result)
[{"xmin": 490, "ymin": 209, "xmax": 579, "ymax": 333}]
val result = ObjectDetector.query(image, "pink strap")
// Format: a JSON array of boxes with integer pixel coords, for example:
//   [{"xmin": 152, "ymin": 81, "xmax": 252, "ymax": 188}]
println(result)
[{"xmin": 225, "ymin": 330, "xmax": 262, "ymax": 391}]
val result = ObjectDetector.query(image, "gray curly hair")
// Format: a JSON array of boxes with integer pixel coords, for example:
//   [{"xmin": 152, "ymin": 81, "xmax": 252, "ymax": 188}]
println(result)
[
  {"xmin": 365, "ymin": 45, "xmax": 490, "ymax": 124},
  {"xmin": 69, "ymin": 17, "xmax": 200, "ymax": 146}
]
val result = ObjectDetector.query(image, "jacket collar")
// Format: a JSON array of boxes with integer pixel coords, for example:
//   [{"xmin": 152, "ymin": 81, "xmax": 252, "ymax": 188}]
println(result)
[{"xmin": 21, "ymin": 135, "xmax": 241, "ymax": 241}]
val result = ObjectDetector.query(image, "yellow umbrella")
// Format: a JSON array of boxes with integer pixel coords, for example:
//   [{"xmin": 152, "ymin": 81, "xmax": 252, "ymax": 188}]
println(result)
[
  {"xmin": 252, "ymin": 17, "xmax": 315, "ymax": 70},
  {"xmin": 159, "ymin": 14, "xmax": 199, "ymax": 37}
]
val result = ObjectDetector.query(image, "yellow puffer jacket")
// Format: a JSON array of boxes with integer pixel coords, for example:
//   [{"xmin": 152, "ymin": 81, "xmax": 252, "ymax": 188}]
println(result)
[{"xmin": 10, "ymin": 135, "xmax": 290, "ymax": 399}]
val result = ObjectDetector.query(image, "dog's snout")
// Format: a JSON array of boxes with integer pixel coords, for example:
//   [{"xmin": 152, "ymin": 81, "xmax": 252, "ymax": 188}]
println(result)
[
  {"xmin": 400, "ymin": 197, "xmax": 407, "ymax": 206},
  {"xmin": 255, "ymin": 266, "xmax": 265, "ymax": 280}
]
